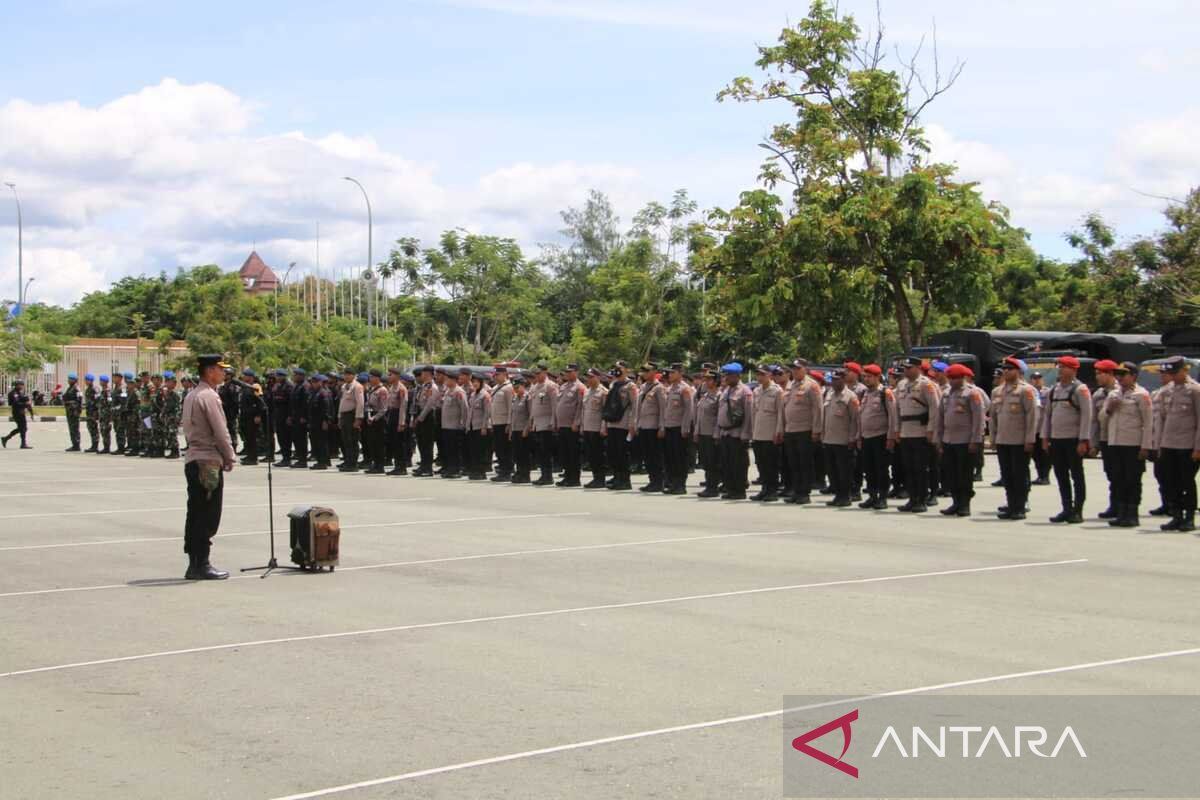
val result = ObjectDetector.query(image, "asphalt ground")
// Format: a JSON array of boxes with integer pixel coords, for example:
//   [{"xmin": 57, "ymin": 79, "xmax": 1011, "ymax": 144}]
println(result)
[{"xmin": 1, "ymin": 422, "xmax": 1198, "ymax": 799}]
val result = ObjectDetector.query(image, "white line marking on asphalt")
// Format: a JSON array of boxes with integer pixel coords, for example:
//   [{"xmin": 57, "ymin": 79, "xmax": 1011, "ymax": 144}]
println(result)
[
  {"xmin": 0, "ymin": 558, "xmax": 1085, "ymax": 678},
  {"xmin": 265, "ymin": 644, "xmax": 1200, "ymax": 800},
  {"xmin": 0, "ymin": 509, "xmax": 579, "ymax": 551},
  {"xmin": 0, "ymin": 494, "xmax": 425, "ymax": 523},
  {"xmin": 0, "ymin": 528, "xmax": 793, "ymax": 598},
  {"xmin": 0, "ymin": 485, "xmax": 312, "ymax": 499}
]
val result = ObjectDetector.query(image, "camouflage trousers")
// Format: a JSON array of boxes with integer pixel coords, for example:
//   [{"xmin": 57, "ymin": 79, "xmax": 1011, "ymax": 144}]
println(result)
[
  {"xmin": 99, "ymin": 418, "xmax": 112, "ymax": 451},
  {"xmin": 66, "ymin": 410, "xmax": 82, "ymax": 448},
  {"xmin": 85, "ymin": 416, "xmax": 99, "ymax": 449},
  {"xmin": 113, "ymin": 414, "xmax": 127, "ymax": 452},
  {"xmin": 125, "ymin": 413, "xmax": 143, "ymax": 454},
  {"xmin": 163, "ymin": 421, "xmax": 180, "ymax": 455}
]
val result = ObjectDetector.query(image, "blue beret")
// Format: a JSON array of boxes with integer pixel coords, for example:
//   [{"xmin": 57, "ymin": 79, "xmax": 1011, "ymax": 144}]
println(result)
[
  {"xmin": 932, "ymin": 360, "xmax": 949, "ymax": 372},
  {"xmin": 315, "ymin": 374, "xmax": 328, "ymax": 382},
  {"xmin": 400, "ymin": 373, "xmax": 415, "ymax": 382},
  {"xmin": 720, "ymin": 362, "xmax": 743, "ymax": 375},
  {"xmin": 163, "ymin": 370, "xmax": 175, "ymax": 379},
  {"xmin": 273, "ymin": 368, "xmax": 287, "ymax": 377},
  {"xmin": 84, "ymin": 373, "xmax": 95, "ymax": 381},
  {"xmin": 67, "ymin": 372, "xmax": 77, "ymax": 380},
  {"xmin": 242, "ymin": 367, "xmax": 256, "ymax": 378},
  {"xmin": 122, "ymin": 371, "xmax": 134, "ymax": 380},
  {"xmin": 357, "ymin": 372, "xmax": 369, "ymax": 382},
  {"xmin": 292, "ymin": 368, "xmax": 306, "ymax": 376},
  {"xmin": 99, "ymin": 374, "xmax": 110, "ymax": 382}
]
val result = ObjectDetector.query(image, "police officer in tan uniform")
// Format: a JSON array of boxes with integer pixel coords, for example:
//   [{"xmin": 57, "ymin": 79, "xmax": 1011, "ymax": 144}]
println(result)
[
  {"xmin": 857, "ymin": 363, "xmax": 897, "ymax": 509},
  {"xmin": 990, "ymin": 357, "xmax": 1039, "ymax": 520},
  {"xmin": 1091, "ymin": 359, "xmax": 1119, "ymax": 518},
  {"xmin": 527, "ymin": 364, "xmax": 559, "ymax": 485},
  {"xmin": 821, "ymin": 369, "xmax": 860, "ymax": 507},
  {"xmin": 1100, "ymin": 362, "xmax": 1154, "ymax": 528},
  {"xmin": 508, "ymin": 376, "xmax": 533, "ymax": 483},
  {"xmin": 937, "ymin": 363, "xmax": 984, "ymax": 517},
  {"xmin": 439, "ymin": 369, "xmax": 469, "ymax": 479},
  {"xmin": 662, "ymin": 363, "xmax": 695, "ymax": 495},
  {"xmin": 716, "ymin": 363, "xmax": 753, "ymax": 500},
  {"xmin": 1156, "ymin": 356, "xmax": 1200, "ymax": 532},
  {"xmin": 780, "ymin": 358, "xmax": 823, "ymax": 505},
  {"xmin": 580, "ymin": 368, "xmax": 609, "ymax": 489},
  {"xmin": 895, "ymin": 356, "xmax": 941, "ymax": 513},
  {"xmin": 636, "ymin": 363, "xmax": 667, "ymax": 493},
  {"xmin": 1041, "ymin": 355, "xmax": 1092, "ymax": 524},
  {"xmin": 605, "ymin": 362, "xmax": 638, "ymax": 491},
  {"xmin": 554, "ymin": 364, "xmax": 586, "ymax": 487},
  {"xmin": 694, "ymin": 371, "xmax": 722, "ymax": 497},
  {"xmin": 750, "ymin": 364, "xmax": 784, "ymax": 502},
  {"xmin": 489, "ymin": 365, "xmax": 515, "ymax": 481}
]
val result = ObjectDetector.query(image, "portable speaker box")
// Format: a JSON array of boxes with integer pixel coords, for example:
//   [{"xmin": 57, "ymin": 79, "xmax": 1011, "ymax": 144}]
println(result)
[{"xmin": 287, "ymin": 505, "xmax": 340, "ymax": 570}]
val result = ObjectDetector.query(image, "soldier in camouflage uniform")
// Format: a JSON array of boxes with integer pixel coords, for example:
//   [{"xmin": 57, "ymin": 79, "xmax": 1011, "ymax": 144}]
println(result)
[
  {"xmin": 83, "ymin": 373, "xmax": 100, "ymax": 452},
  {"xmin": 97, "ymin": 375, "xmax": 113, "ymax": 453},
  {"xmin": 137, "ymin": 374, "xmax": 156, "ymax": 457},
  {"xmin": 161, "ymin": 372, "xmax": 182, "ymax": 458},
  {"xmin": 110, "ymin": 372, "xmax": 130, "ymax": 453},
  {"xmin": 149, "ymin": 373, "xmax": 166, "ymax": 457},
  {"xmin": 124, "ymin": 371, "xmax": 147, "ymax": 456},
  {"xmin": 62, "ymin": 373, "xmax": 83, "ymax": 452}
]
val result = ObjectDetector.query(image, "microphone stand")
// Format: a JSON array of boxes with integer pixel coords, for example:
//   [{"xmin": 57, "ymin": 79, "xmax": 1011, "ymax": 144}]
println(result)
[{"xmin": 241, "ymin": 381, "xmax": 302, "ymax": 579}]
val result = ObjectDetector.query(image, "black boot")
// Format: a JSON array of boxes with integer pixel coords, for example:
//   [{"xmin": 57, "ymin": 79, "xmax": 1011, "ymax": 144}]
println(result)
[
  {"xmin": 1160, "ymin": 514, "xmax": 1183, "ymax": 532},
  {"xmin": 1179, "ymin": 512, "xmax": 1196, "ymax": 533},
  {"xmin": 1049, "ymin": 509, "xmax": 1071, "ymax": 524},
  {"xmin": 956, "ymin": 496, "xmax": 972, "ymax": 517},
  {"xmin": 1067, "ymin": 505, "xmax": 1084, "ymax": 524},
  {"xmin": 940, "ymin": 501, "xmax": 960, "ymax": 516},
  {"xmin": 196, "ymin": 561, "xmax": 229, "ymax": 580},
  {"xmin": 184, "ymin": 553, "xmax": 200, "ymax": 580}
]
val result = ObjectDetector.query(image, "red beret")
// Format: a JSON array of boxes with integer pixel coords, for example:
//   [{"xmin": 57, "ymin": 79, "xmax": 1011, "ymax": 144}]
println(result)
[
  {"xmin": 843, "ymin": 361, "xmax": 863, "ymax": 374},
  {"xmin": 946, "ymin": 364, "xmax": 973, "ymax": 379},
  {"xmin": 810, "ymin": 370, "xmax": 825, "ymax": 383},
  {"xmin": 1094, "ymin": 359, "xmax": 1118, "ymax": 373},
  {"xmin": 863, "ymin": 364, "xmax": 883, "ymax": 376},
  {"xmin": 1057, "ymin": 355, "xmax": 1081, "ymax": 369}
]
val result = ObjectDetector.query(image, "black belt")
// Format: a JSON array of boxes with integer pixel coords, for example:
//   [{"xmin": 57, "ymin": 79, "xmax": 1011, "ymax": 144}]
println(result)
[{"xmin": 900, "ymin": 413, "xmax": 929, "ymax": 423}]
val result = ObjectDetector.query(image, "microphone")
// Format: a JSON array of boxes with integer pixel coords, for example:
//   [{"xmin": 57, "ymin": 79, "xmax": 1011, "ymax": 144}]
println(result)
[{"xmin": 230, "ymin": 378, "xmax": 257, "ymax": 392}]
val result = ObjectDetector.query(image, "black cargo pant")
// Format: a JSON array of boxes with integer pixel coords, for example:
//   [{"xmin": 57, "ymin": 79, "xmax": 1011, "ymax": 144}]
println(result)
[
  {"xmin": 309, "ymin": 422, "xmax": 329, "ymax": 465},
  {"xmin": 275, "ymin": 406, "xmax": 291, "ymax": 459},
  {"xmin": 860, "ymin": 435, "xmax": 890, "ymax": 500},
  {"xmin": 1099, "ymin": 443, "xmax": 1116, "ymax": 510},
  {"xmin": 387, "ymin": 409, "xmax": 403, "ymax": 466},
  {"xmin": 442, "ymin": 428, "xmax": 466, "ymax": 476},
  {"xmin": 752, "ymin": 439, "xmax": 780, "ymax": 496},
  {"xmin": 606, "ymin": 427, "xmax": 631, "ymax": 485},
  {"xmin": 1161, "ymin": 448, "xmax": 1199, "ymax": 516},
  {"xmin": 825, "ymin": 443, "xmax": 852, "ymax": 500},
  {"xmin": 492, "ymin": 424, "xmax": 512, "ymax": 476},
  {"xmin": 184, "ymin": 460, "xmax": 223, "ymax": 563},
  {"xmin": 941, "ymin": 442, "xmax": 974, "ymax": 505},
  {"xmin": 720, "ymin": 435, "xmax": 750, "ymax": 495},
  {"xmin": 512, "ymin": 431, "xmax": 532, "ymax": 478},
  {"xmin": 415, "ymin": 417, "xmax": 435, "ymax": 472},
  {"xmin": 533, "ymin": 429, "xmax": 554, "ymax": 479},
  {"xmin": 783, "ymin": 431, "xmax": 814, "ymax": 499},
  {"xmin": 1050, "ymin": 437, "xmax": 1085, "ymax": 511},
  {"xmin": 1032, "ymin": 435, "xmax": 1051, "ymax": 481},
  {"xmin": 467, "ymin": 429, "xmax": 489, "ymax": 476},
  {"xmin": 663, "ymin": 427, "xmax": 687, "ymax": 490},
  {"xmin": 997, "ymin": 444, "xmax": 1031, "ymax": 513},
  {"xmin": 557, "ymin": 427, "xmax": 581, "ymax": 482},
  {"xmin": 1108, "ymin": 445, "xmax": 1144, "ymax": 513},
  {"xmin": 899, "ymin": 436, "xmax": 930, "ymax": 504},
  {"xmin": 638, "ymin": 428, "xmax": 664, "ymax": 487},
  {"xmin": 584, "ymin": 430, "xmax": 606, "ymax": 483},
  {"xmin": 339, "ymin": 412, "xmax": 359, "ymax": 468},
  {"xmin": 291, "ymin": 419, "xmax": 308, "ymax": 464},
  {"xmin": 698, "ymin": 433, "xmax": 718, "ymax": 491},
  {"xmin": 366, "ymin": 420, "xmax": 387, "ymax": 470}
]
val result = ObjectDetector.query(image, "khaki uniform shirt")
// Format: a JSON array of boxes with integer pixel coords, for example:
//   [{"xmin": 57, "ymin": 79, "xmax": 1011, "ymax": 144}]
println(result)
[
  {"xmin": 663, "ymin": 382, "xmax": 695, "ymax": 431},
  {"xmin": 781, "ymin": 376, "xmax": 823, "ymax": 434},
  {"xmin": 413, "ymin": 381, "xmax": 441, "ymax": 423},
  {"xmin": 1157, "ymin": 379, "xmax": 1200, "ymax": 451},
  {"xmin": 751, "ymin": 381, "xmax": 784, "ymax": 441},
  {"xmin": 991, "ymin": 380, "xmax": 1039, "ymax": 445},
  {"xmin": 695, "ymin": 388, "xmax": 719, "ymax": 437},
  {"xmin": 338, "ymin": 380, "xmax": 365, "ymax": 416},
  {"xmin": 554, "ymin": 378, "xmax": 585, "ymax": 429},
  {"xmin": 528, "ymin": 379, "xmax": 559, "ymax": 432},
  {"xmin": 939, "ymin": 384, "xmax": 985, "ymax": 445},
  {"xmin": 821, "ymin": 387, "xmax": 860, "ymax": 445},
  {"xmin": 607, "ymin": 380, "xmax": 638, "ymax": 431},
  {"xmin": 716, "ymin": 383, "xmax": 754, "ymax": 441},
  {"xmin": 636, "ymin": 380, "xmax": 667, "ymax": 432},
  {"xmin": 509, "ymin": 393, "xmax": 531, "ymax": 433},
  {"xmin": 182, "ymin": 382, "xmax": 236, "ymax": 465},
  {"xmin": 1041, "ymin": 379, "xmax": 1093, "ymax": 441},
  {"xmin": 858, "ymin": 385, "xmax": 899, "ymax": 440},
  {"xmin": 896, "ymin": 375, "xmax": 940, "ymax": 438},
  {"xmin": 581, "ymin": 385, "xmax": 608, "ymax": 433},
  {"xmin": 365, "ymin": 385, "xmax": 389, "ymax": 424},
  {"xmin": 1091, "ymin": 385, "xmax": 1111, "ymax": 444},
  {"xmin": 1101, "ymin": 384, "xmax": 1153, "ymax": 450},
  {"xmin": 490, "ymin": 381, "xmax": 514, "ymax": 426},
  {"xmin": 440, "ymin": 384, "xmax": 468, "ymax": 430}
]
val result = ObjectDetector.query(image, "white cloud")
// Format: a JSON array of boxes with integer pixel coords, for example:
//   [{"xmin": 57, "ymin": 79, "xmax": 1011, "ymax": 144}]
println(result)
[{"xmin": 0, "ymin": 79, "xmax": 651, "ymax": 306}]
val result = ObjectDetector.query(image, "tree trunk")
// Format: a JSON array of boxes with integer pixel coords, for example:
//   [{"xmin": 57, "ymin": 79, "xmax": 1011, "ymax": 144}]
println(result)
[{"xmin": 887, "ymin": 271, "xmax": 916, "ymax": 353}]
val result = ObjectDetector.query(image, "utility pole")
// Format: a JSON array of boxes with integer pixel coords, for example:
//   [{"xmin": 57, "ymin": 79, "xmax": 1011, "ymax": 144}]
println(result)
[
  {"xmin": 343, "ymin": 177, "xmax": 373, "ymax": 340},
  {"xmin": 5, "ymin": 183, "xmax": 23, "ymax": 358}
]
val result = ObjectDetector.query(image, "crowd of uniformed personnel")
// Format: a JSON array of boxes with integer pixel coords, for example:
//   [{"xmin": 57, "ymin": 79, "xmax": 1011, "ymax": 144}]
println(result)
[{"xmin": 26, "ymin": 350, "xmax": 1200, "ymax": 533}]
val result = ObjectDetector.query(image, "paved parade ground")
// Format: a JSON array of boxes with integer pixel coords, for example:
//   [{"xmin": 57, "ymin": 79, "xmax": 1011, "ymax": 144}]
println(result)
[{"xmin": 1, "ymin": 422, "xmax": 1198, "ymax": 799}]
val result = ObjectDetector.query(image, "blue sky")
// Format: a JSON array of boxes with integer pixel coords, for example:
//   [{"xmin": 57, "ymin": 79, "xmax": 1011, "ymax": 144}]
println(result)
[{"xmin": 0, "ymin": 0, "xmax": 1197, "ymax": 305}]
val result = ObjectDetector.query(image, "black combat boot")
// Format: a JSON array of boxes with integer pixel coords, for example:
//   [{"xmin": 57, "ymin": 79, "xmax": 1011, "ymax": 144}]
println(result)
[
  {"xmin": 1160, "ymin": 514, "xmax": 1183, "ymax": 532},
  {"xmin": 1067, "ymin": 504, "xmax": 1084, "ymax": 524},
  {"xmin": 1049, "ymin": 509, "xmax": 1071, "ymax": 524},
  {"xmin": 1179, "ymin": 512, "xmax": 1196, "ymax": 533}
]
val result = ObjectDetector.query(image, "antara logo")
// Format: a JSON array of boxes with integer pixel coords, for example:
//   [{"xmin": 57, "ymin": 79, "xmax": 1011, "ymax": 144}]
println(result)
[{"xmin": 792, "ymin": 709, "xmax": 1087, "ymax": 778}]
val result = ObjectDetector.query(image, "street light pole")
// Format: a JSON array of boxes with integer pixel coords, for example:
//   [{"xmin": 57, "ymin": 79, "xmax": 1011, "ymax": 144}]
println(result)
[
  {"xmin": 5, "ymin": 183, "xmax": 22, "ymax": 357},
  {"xmin": 342, "ymin": 176, "xmax": 373, "ymax": 341}
]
